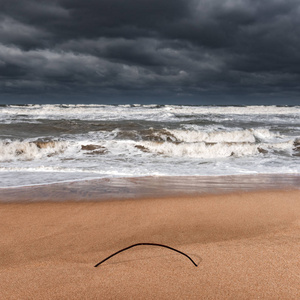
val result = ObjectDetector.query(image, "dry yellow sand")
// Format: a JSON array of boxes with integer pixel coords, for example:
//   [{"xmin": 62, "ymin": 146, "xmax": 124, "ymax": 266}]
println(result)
[{"xmin": 1, "ymin": 190, "xmax": 300, "ymax": 299}]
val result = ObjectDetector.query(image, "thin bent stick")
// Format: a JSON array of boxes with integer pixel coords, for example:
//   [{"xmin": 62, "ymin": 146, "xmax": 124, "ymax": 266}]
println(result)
[{"xmin": 94, "ymin": 243, "xmax": 198, "ymax": 267}]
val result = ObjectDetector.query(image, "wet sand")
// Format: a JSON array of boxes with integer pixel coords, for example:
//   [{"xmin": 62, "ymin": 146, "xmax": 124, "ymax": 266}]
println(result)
[
  {"xmin": 1, "ymin": 187, "xmax": 300, "ymax": 299},
  {"xmin": 1, "ymin": 173, "xmax": 300, "ymax": 202}
]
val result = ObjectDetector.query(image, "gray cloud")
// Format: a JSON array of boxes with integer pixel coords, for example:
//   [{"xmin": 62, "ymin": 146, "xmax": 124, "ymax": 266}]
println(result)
[{"xmin": 0, "ymin": 0, "xmax": 300, "ymax": 104}]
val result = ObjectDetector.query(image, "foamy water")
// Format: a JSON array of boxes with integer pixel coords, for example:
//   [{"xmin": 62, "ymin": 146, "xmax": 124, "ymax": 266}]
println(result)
[{"xmin": 0, "ymin": 104, "xmax": 299, "ymax": 188}]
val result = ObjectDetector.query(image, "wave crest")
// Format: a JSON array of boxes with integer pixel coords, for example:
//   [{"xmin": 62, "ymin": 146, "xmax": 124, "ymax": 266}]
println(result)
[{"xmin": 0, "ymin": 140, "xmax": 69, "ymax": 161}]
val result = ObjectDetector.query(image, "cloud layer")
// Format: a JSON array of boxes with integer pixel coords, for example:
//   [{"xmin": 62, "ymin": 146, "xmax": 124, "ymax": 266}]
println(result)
[{"xmin": 1, "ymin": 0, "xmax": 300, "ymax": 104}]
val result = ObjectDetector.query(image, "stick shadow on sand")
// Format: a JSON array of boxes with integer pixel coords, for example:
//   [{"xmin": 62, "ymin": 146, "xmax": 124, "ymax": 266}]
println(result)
[{"xmin": 94, "ymin": 243, "xmax": 201, "ymax": 267}]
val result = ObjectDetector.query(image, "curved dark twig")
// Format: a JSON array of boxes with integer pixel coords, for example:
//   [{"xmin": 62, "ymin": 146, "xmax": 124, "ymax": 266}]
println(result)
[{"xmin": 94, "ymin": 243, "xmax": 198, "ymax": 267}]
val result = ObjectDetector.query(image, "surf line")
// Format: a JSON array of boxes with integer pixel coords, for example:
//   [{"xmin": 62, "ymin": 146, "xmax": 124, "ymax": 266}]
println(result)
[{"xmin": 94, "ymin": 243, "xmax": 198, "ymax": 267}]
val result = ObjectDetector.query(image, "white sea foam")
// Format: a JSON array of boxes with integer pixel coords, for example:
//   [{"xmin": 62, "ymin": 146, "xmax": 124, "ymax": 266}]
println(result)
[
  {"xmin": 0, "ymin": 129, "xmax": 297, "ymax": 162},
  {"xmin": 1, "ymin": 104, "xmax": 300, "ymax": 123},
  {"xmin": 134, "ymin": 139, "xmax": 294, "ymax": 158},
  {"xmin": 166, "ymin": 129, "xmax": 259, "ymax": 143},
  {"xmin": 135, "ymin": 141, "xmax": 256, "ymax": 158},
  {"xmin": 0, "ymin": 140, "xmax": 69, "ymax": 161}
]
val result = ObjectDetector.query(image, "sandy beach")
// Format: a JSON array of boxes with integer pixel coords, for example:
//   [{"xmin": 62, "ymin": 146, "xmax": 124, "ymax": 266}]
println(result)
[{"xmin": 1, "ymin": 187, "xmax": 300, "ymax": 299}]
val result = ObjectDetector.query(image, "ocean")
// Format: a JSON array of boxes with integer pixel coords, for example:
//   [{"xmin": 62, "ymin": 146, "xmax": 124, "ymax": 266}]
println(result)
[{"xmin": 0, "ymin": 104, "xmax": 300, "ymax": 188}]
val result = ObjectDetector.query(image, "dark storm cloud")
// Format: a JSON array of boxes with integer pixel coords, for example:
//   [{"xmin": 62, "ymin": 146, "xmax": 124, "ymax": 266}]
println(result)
[{"xmin": 0, "ymin": 0, "xmax": 300, "ymax": 104}]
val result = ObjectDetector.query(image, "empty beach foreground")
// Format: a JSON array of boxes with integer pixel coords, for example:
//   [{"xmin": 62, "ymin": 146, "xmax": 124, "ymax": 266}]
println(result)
[{"xmin": 1, "ymin": 189, "xmax": 300, "ymax": 299}]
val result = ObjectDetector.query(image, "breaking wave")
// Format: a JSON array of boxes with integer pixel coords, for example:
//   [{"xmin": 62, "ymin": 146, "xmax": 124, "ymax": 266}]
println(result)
[
  {"xmin": 0, "ymin": 127, "xmax": 298, "ymax": 162},
  {"xmin": 140, "ymin": 128, "xmax": 279, "ymax": 144},
  {"xmin": 0, "ymin": 140, "xmax": 70, "ymax": 161},
  {"xmin": 134, "ymin": 140, "xmax": 294, "ymax": 158}
]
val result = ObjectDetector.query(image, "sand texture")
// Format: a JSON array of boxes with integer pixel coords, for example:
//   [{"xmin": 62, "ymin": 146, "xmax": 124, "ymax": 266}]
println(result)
[{"xmin": 1, "ymin": 190, "xmax": 300, "ymax": 299}]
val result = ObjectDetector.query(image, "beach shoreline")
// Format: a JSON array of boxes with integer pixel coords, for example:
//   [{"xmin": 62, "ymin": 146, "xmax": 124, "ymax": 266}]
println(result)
[
  {"xmin": 1, "ymin": 184, "xmax": 300, "ymax": 299},
  {"xmin": 1, "ymin": 173, "xmax": 300, "ymax": 203}
]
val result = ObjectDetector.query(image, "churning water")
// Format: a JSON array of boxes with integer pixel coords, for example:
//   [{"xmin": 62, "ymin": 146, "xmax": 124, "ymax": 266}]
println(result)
[{"xmin": 1, "ymin": 104, "xmax": 299, "ymax": 188}]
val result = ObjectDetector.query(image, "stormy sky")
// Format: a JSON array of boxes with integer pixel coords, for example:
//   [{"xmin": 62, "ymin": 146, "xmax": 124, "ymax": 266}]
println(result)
[{"xmin": 0, "ymin": 0, "xmax": 300, "ymax": 104}]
